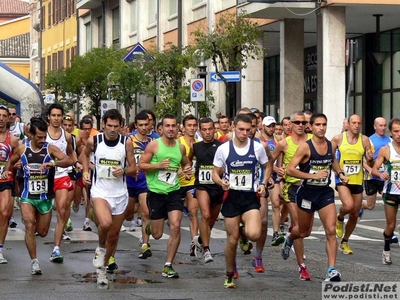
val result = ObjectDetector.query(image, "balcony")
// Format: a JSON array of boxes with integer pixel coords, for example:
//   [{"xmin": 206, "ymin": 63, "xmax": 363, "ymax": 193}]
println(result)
[{"xmin": 76, "ymin": 0, "xmax": 102, "ymax": 9}]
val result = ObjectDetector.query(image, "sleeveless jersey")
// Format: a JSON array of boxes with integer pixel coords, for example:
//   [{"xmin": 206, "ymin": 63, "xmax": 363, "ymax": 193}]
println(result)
[
  {"xmin": 67, "ymin": 134, "xmax": 77, "ymax": 174},
  {"xmin": 178, "ymin": 136, "xmax": 197, "ymax": 187},
  {"xmin": 91, "ymin": 133, "xmax": 127, "ymax": 197},
  {"xmin": 146, "ymin": 139, "xmax": 182, "ymax": 194},
  {"xmin": 0, "ymin": 131, "xmax": 13, "ymax": 182},
  {"xmin": 383, "ymin": 142, "xmax": 400, "ymax": 195},
  {"xmin": 369, "ymin": 134, "xmax": 391, "ymax": 181},
  {"xmin": 193, "ymin": 140, "xmax": 222, "ymax": 185},
  {"xmin": 46, "ymin": 128, "xmax": 69, "ymax": 179},
  {"xmin": 284, "ymin": 134, "xmax": 313, "ymax": 184},
  {"xmin": 299, "ymin": 140, "xmax": 333, "ymax": 189},
  {"xmin": 9, "ymin": 122, "xmax": 24, "ymax": 140},
  {"xmin": 226, "ymin": 140, "xmax": 259, "ymax": 192},
  {"xmin": 126, "ymin": 135, "xmax": 153, "ymax": 189},
  {"xmin": 336, "ymin": 133, "xmax": 365, "ymax": 185},
  {"xmin": 21, "ymin": 141, "xmax": 55, "ymax": 200}
]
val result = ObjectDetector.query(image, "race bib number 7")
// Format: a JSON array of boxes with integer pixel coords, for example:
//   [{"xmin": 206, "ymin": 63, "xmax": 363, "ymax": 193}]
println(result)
[{"xmin": 158, "ymin": 168, "xmax": 178, "ymax": 185}]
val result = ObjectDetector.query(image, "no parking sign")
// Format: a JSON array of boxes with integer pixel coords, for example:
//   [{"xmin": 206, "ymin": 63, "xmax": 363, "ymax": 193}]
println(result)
[{"xmin": 190, "ymin": 78, "xmax": 205, "ymax": 102}]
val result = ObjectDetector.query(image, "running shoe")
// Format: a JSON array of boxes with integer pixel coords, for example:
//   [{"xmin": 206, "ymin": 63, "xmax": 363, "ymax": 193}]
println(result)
[
  {"xmin": 65, "ymin": 219, "xmax": 73, "ymax": 232},
  {"xmin": 218, "ymin": 212, "xmax": 224, "ymax": 221},
  {"xmin": 145, "ymin": 221, "xmax": 152, "ymax": 236},
  {"xmin": 358, "ymin": 208, "xmax": 364, "ymax": 219},
  {"xmin": 31, "ymin": 260, "xmax": 42, "ymax": 275},
  {"xmin": 93, "ymin": 246, "xmax": 106, "ymax": 268},
  {"xmin": 203, "ymin": 250, "xmax": 213, "ymax": 263},
  {"xmin": 324, "ymin": 268, "xmax": 341, "ymax": 281},
  {"xmin": 139, "ymin": 244, "xmax": 152, "ymax": 259},
  {"xmin": 139, "ymin": 236, "xmax": 143, "ymax": 246},
  {"xmin": 83, "ymin": 221, "xmax": 92, "ymax": 231},
  {"xmin": 224, "ymin": 276, "xmax": 236, "ymax": 288},
  {"xmin": 239, "ymin": 224, "xmax": 252, "ymax": 254},
  {"xmin": 72, "ymin": 202, "xmax": 80, "ymax": 213},
  {"xmin": 129, "ymin": 220, "xmax": 137, "ymax": 232},
  {"xmin": 251, "ymin": 256, "xmax": 265, "ymax": 273},
  {"xmin": 96, "ymin": 268, "xmax": 108, "ymax": 285},
  {"xmin": 50, "ymin": 249, "xmax": 64, "ymax": 263},
  {"xmin": 336, "ymin": 214, "xmax": 344, "ymax": 238},
  {"xmin": 190, "ymin": 240, "xmax": 196, "ymax": 256},
  {"xmin": 299, "ymin": 265, "xmax": 311, "ymax": 281},
  {"xmin": 391, "ymin": 234, "xmax": 398, "ymax": 244},
  {"xmin": 62, "ymin": 232, "xmax": 71, "ymax": 240},
  {"xmin": 9, "ymin": 216, "xmax": 17, "ymax": 228},
  {"xmin": 281, "ymin": 238, "xmax": 291, "ymax": 260},
  {"xmin": 279, "ymin": 224, "xmax": 286, "ymax": 235},
  {"xmin": 106, "ymin": 256, "xmax": 118, "ymax": 272},
  {"xmin": 183, "ymin": 206, "xmax": 189, "ymax": 217},
  {"xmin": 136, "ymin": 217, "xmax": 142, "ymax": 227},
  {"xmin": 271, "ymin": 232, "xmax": 285, "ymax": 246},
  {"xmin": 193, "ymin": 235, "xmax": 203, "ymax": 259},
  {"xmin": 382, "ymin": 250, "xmax": 392, "ymax": 265},
  {"xmin": 162, "ymin": 265, "xmax": 179, "ymax": 278},
  {"xmin": 339, "ymin": 242, "xmax": 353, "ymax": 255},
  {"xmin": 0, "ymin": 252, "xmax": 7, "ymax": 264}
]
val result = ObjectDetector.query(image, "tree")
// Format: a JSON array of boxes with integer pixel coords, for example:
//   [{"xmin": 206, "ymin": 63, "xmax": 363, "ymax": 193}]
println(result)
[
  {"xmin": 143, "ymin": 43, "xmax": 215, "ymax": 119},
  {"xmin": 192, "ymin": 10, "xmax": 263, "ymax": 117},
  {"xmin": 64, "ymin": 47, "xmax": 123, "ymax": 128}
]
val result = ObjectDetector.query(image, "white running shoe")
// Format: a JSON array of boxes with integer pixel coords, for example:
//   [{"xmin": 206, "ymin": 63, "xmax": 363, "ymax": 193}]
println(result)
[
  {"xmin": 193, "ymin": 235, "xmax": 204, "ymax": 259},
  {"xmin": 31, "ymin": 260, "xmax": 42, "ymax": 275},
  {"xmin": 93, "ymin": 246, "xmax": 106, "ymax": 268},
  {"xmin": 96, "ymin": 268, "xmax": 108, "ymax": 285},
  {"xmin": 382, "ymin": 250, "xmax": 392, "ymax": 265},
  {"xmin": 0, "ymin": 252, "xmax": 7, "ymax": 264},
  {"xmin": 83, "ymin": 221, "xmax": 92, "ymax": 231},
  {"xmin": 203, "ymin": 250, "xmax": 213, "ymax": 263},
  {"xmin": 129, "ymin": 221, "xmax": 136, "ymax": 232}
]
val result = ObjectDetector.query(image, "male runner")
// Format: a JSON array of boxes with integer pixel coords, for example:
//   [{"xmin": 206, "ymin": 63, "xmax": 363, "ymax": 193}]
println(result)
[
  {"xmin": 212, "ymin": 114, "xmax": 271, "ymax": 288},
  {"xmin": 0, "ymin": 106, "xmax": 19, "ymax": 263},
  {"xmin": 215, "ymin": 115, "xmax": 230, "ymax": 140},
  {"xmin": 192, "ymin": 118, "xmax": 224, "ymax": 263},
  {"xmin": 371, "ymin": 118, "xmax": 400, "ymax": 264},
  {"xmin": 139, "ymin": 114, "xmax": 192, "ymax": 279},
  {"xmin": 2, "ymin": 117, "xmax": 73, "ymax": 274},
  {"xmin": 332, "ymin": 114, "xmax": 374, "ymax": 255},
  {"xmin": 46, "ymin": 103, "xmax": 80, "ymax": 263},
  {"xmin": 81, "ymin": 109, "xmax": 136, "ymax": 285},
  {"xmin": 284, "ymin": 113, "xmax": 342, "ymax": 281}
]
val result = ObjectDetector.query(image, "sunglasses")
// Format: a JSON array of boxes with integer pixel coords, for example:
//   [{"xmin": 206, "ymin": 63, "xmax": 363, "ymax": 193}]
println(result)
[
  {"xmin": 10, "ymin": 113, "xmax": 17, "ymax": 116},
  {"xmin": 292, "ymin": 121, "xmax": 308, "ymax": 125},
  {"xmin": 63, "ymin": 116, "xmax": 73, "ymax": 120}
]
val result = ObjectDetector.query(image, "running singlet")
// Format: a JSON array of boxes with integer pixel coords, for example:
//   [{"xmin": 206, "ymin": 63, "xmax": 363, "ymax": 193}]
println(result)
[
  {"xmin": 126, "ymin": 135, "xmax": 152, "ymax": 189},
  {"xmin": 91, "ymin": 133, "xmax": 127, "ymax": 197},
  {"xmin": 0, "ymin": 131, "xmax": 13, "ymax": 182},
  {"xmin": 146, "ymin": 139, "xmax": 182, "ymax": 194},
  {"xmin": 193, "ymin": 140, "xmax": 222, "ymax": 185},
  {"xmin": 284, "ymin": 134, "xmax": 313, "ymax": 184},
  {"xmin": 178, "ymin": 136, "xmax": 197, "ymax": 187},
  {"xmin": 46, "ymin": 128, "xmax": 69, "ymax": 179},
  {"xmin": 9, "ymin": 122, "xmax": 24, "ymax": 141},
  {"xmin": 383, "ymin": 142, "xmax": 400, "ymax": 195},
  {"xmin": 21, "ymin": 141, "xmax": 55, "ymax": 200},
  {"xmin": 67, "ymin": 134, "xmax": 77, "ymax": 174},
  {"xmin": 336, "ymin": 132, "xmax": 365, "ymax": 185},
  {"xmin": 299, "ymin": 140, "xmax": 333, "ymax": 189},
  {"xmin": 369, "ymin": 134, "xmax": 391, "ymax": 181}
]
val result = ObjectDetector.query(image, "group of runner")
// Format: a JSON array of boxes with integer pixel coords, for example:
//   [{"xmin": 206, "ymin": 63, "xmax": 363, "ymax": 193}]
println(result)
[{"xmin": 0, "ymin": 104, "xmax": 398, "ymax": 288}]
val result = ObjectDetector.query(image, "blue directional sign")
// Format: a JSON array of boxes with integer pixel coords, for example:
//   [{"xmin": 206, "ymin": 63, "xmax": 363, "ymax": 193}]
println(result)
[
  {"xmin": 209, "ymin": 71, "xmax": 241, "ymax": 82},
  {"xmin": 123, "ymin": 43, "xmax": 147, "ymax": 62}
]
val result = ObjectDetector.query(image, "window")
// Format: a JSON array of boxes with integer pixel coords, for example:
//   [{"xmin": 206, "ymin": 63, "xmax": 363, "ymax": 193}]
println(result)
[
  {"xmin": 98, "ymin": 16, "xmax": 104, "ymax": 47},
  {"xmin": 169, "ymin": 0, "xmax": 177, "ymax": 17},
  {"xmin": 40, "ymin": 6, "xmax": 45, "ymax": 31},
  {"xmin": 148, "ymin": 0, "xmax": 156, "ymax": 25},
  {"xmin": 112, "ymin": 8, "xmax": 120, "ymax": 47},
  {"xmin": 71, "ymin": 46, "xmax": 76, "ymax": 57},
  {"xmin": 61, "ymin": 0, "xmax": 67, "ymax": 20},
  {"xmin": 52, "ymin": 53, "xmax": 58, "ymax": 71},
  {"xmin": 130, "ymin": 1, "xmax": 137, "ymax": 33},
  {"xmin": 85, "ymin": 22, "xmax": 92, "ymax": 51},
  {"xmin": 48, "ymin": 2, "xmax": 51, "ymax": 27},
  {"xmin": 66, "ymin": 48, "xmax": 70, "ymax": 68},
  {"xmin": 40, "ymin": 57, "xmax": 45, "ymax": 90},
  {"xmin": 47, "ymin": 55, "xmax": 51, "ymax": 71},
  {"xmin": 58, "ymin": 51, "xmax": 64, "ymax": 68}
]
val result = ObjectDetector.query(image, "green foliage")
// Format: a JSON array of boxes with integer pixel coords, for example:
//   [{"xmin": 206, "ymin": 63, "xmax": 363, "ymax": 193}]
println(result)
[
  {"xmin": 44, "ymin": 68, "xmax": 66, "ymax": 100},
  {"xmin": 191, "ymin": 10, "xmax": 263, "ymax": 74}
]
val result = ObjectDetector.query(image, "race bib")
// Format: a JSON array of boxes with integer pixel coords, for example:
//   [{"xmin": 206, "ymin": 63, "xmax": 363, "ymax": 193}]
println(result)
[
  {"xmin": 28, "ymin": 175, "xmax": 48, "ymax": 194},
  {"xmin": 391, "ymin": 167, "xmax": 400, "ymax": 182},
  {"xmin": 97, "ymin": 159, "xmax": 121, "ymax": 180},
  {"xmin": 229, "ymin": 169, "xmax": 252, "ymax": 191},
  {"xmin": 134, "ymin": 150, "xmax": 144, "ymax": 165},
  {"xmin": 343, "ymin": 160, "xmax": 361, "ymax": 175},
  {"xmin": 199, "ymin": 165, "xmax": 213, "ymax": 184},
  {"xmin": 158, "ymin": 168, "xmax": 178, "ymax": 185},
  {"xmin": 308, "ymin": 166, "xmax": 329, "ymax": 186},
  {"xmin": 0, "ymin": 161, "xmax": 6, "ymax": 175},
  {"xmin": 301, "ymin": 199, "xmax": 312, "ymax": 210},
  {"xmin": 192, "ymin": 158, "xmax": 197, "ymax": 172}
]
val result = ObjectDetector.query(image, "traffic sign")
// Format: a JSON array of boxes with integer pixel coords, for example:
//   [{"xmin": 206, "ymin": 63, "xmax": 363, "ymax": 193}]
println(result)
[
  {"xmin": 190, "ymin": 78, "xmax": 205, "ymax": 102},
  {"xmin": 123, "ymin": 43, "xmax": 147, "ymax": 62},
  {"xmin": 209, "ymin": 71, "xmax": 241, "ymax": 82}
]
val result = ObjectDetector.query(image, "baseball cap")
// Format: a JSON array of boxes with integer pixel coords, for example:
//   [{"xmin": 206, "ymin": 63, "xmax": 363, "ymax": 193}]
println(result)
[{"xmin": 262, "ymin": 116, "xmax": 276, "ymax": 126}]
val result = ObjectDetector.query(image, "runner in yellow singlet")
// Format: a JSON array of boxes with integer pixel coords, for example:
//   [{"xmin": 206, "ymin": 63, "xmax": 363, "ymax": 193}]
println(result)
[{"xmin": 331, "ymin": 114, "xmax": 374, "ymax": 255}]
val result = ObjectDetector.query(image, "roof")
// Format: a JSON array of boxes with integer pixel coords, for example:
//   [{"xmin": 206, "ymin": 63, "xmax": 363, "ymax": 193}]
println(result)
[
  {"xmin": 0, "ymin": 33, "xmax": 30, "ymax": 58},
  {"xmin": 0, "ymin": 0, "xmax": 29, "ymax": 16}
]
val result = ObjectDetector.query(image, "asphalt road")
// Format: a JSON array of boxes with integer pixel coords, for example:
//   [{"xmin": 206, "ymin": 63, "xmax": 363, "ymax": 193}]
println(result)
[{"xmin": 2, "ymin": 199, "xmax": 400, "ymax": 300}]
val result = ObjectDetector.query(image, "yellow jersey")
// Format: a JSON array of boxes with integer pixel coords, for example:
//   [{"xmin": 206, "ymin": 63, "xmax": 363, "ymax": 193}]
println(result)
[
  {"xmin": 178, "ymin": 136, "xmax": 197, "ymax": 187},
  {"xmin": 338, "ymin": 132, "xmax": 365, "ymax": 185}
]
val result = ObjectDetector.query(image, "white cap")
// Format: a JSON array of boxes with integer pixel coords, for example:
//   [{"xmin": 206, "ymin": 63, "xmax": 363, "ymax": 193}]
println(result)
[{"xmin": 262, "ymin": 116, "xmax": 276, "ymax": 126}]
